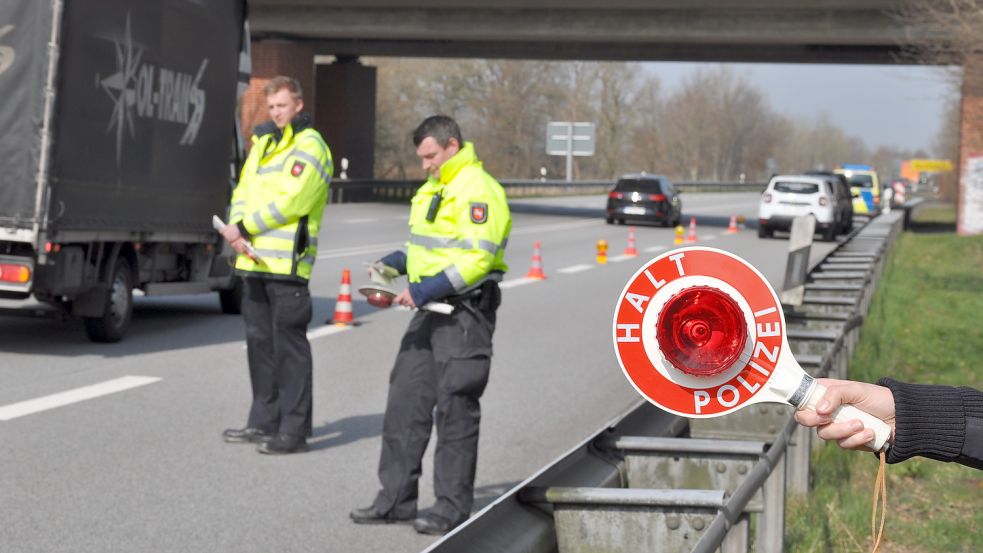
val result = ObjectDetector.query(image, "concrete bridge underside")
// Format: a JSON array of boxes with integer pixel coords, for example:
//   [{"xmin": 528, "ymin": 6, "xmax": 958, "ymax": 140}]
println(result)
[
  {"xmin": 244, "ymin": 0, "xmax": 980, "ymax": 226},
  {"xmin": 249, "ymin": 0, "xmax": 928, "ymax": 64}
]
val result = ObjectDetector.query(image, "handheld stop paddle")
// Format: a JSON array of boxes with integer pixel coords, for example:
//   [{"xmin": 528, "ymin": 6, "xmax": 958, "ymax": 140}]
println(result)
[{"xmin": 613, "ymin": 246, "xmax": 890, "ymax": 451}]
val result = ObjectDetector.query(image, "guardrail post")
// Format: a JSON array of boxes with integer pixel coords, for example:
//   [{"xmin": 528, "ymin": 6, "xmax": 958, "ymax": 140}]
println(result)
[{"xmin": 756, "ymin": 450, "xmax": 786, "ymax": 553}]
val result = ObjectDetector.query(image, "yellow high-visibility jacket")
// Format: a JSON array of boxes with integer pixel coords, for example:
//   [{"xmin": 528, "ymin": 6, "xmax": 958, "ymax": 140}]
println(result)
[
  {"xmin": 406, "ymin": 142, "xmax": 510, "ymax": 291},
  {"xmin": 229, "ymin": 115, "xmax": 332, "ymax": 281}
]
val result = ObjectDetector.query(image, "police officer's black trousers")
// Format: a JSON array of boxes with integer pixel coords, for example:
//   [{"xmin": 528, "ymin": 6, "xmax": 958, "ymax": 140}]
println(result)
[
  {"xmin": 372, "ymin": 300, "xmax": 496, "ymax": 522},
  {"xmin": 241, "ymin": 277, "xmax": 313, "ymax": 437}
]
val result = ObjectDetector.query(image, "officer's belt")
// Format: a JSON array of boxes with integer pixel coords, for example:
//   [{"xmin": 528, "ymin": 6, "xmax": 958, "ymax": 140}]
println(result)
[{"xmin": 443, "ymin": 272, "xmax": 502, "ymax": 304}]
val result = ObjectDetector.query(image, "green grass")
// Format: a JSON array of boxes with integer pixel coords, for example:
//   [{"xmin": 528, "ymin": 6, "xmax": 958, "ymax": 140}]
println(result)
[{"xmin": 787, "ymin": 205, "xmax": 983, "ymax": 552}]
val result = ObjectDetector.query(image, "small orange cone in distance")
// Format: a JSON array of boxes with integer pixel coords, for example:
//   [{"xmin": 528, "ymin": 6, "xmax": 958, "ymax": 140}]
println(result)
[
  {"xmin": 330, "ymin": 268, "xmax": 356, "ymax": 326},
  {"xmin": 624, "ymin": 226, "xmax": 639, "ymax": 256},
  {"xmin": 726, "ymin": 215, "xmax": 739, "ymax": 234},
  {"xmin": 596, "ymin": 239, "xmax": 608, "ymax": 264},
  {"xmin": 525, "ymin": 240, "xmax": 547, "ymax": 279},
  {"xmin": 686, "ymin": 217, "xmax": 698, "ymax": 243},
  {"xmin": 674, "ymin": 225, "xmax": 685, "ymax": 245}
]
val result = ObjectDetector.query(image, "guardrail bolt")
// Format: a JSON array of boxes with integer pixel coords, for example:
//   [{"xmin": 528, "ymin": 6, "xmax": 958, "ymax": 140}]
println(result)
[
  {"xmin": 737, "ymin": 464, "xmax": 748, "ymax": 475},
  {"xmin": 715, "ymin": 462, "xmax": 727, "ymax": 473},
  {"xmin": 691, "ymin": 517, "xmax": 706, "ymax": 531},
  {"xmin": 666, "ymin": 515, "xmax": 681, "ymax": 530}
]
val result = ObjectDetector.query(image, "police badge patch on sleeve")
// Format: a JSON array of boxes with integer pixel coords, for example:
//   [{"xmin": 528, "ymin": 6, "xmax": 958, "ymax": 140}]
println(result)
[
  {"xmin": 291, "ymin": 161, "xmax": 306, "ymax": 177},
  {"xmin": 470, "ymin": 202, "xmax": 488, "ymax": 224}
]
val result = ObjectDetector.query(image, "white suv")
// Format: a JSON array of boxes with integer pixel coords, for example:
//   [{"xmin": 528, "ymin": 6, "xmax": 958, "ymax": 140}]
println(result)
[{"xmin": 758, "ymin": 174, "xmax": 843, "ymax": 241}]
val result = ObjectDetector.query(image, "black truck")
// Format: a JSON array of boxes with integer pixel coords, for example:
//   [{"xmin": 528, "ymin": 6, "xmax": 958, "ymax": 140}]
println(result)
[{"xmin": 0, "ymin": 0, "xmax": 249, "ymax": 341}]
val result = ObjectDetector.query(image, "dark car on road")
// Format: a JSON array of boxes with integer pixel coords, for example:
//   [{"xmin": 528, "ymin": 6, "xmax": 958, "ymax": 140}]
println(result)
[{"xmin": 605, "ymin": 174, "xmax": 682, "ymax": 226}]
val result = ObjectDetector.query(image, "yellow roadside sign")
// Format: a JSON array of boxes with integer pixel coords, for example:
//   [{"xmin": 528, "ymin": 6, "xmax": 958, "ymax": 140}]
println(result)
[{"xmin": 909, "ymin": 159, "xmax": 954, "ymax": 173}]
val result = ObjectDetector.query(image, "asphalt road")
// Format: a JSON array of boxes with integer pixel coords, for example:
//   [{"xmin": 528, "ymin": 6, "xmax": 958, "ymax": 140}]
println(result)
[{"xmin": 0, "ymin": 192, "xmax": 839, "ymax": 553}]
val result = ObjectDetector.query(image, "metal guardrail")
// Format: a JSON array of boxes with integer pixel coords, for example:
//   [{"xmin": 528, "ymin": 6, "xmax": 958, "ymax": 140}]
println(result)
[
  {"xmin": 327, "ymin": 179, "xmax": 766, "ymax": 203},
  {"xmin": 424, "ymin": 210, "xmax": 905, "ymax": 553}
]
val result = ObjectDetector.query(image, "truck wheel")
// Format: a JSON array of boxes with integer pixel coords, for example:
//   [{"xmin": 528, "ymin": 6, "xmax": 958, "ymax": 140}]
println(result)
[
  {"xmin": 757, "ymin": 225, "xmax": 772, "ymax": 239},
  {"xmin": 822, "ymin": 225, "xmax": 836, "ymax": 242},
  {"xmin": 84, "ymin": 258, "xmax": 133, "ymax": 343},
  {"xmin": 218, "ymin": 277, "xmax": 243, "ymax": 315}
]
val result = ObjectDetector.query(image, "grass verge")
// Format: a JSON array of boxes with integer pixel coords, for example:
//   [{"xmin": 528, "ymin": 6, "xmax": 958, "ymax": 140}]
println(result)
[{"xmin": 786, "ymin": 204, "xmax": 983, "ymax": 552}]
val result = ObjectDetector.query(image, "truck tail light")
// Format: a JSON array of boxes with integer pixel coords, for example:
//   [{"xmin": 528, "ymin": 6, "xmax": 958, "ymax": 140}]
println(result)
[
  {"xmin": 648, "ymin": 194, "xmax": 667, "ymax": 201},
  {"xmin": 0, "ymin": 263, "xmax": 32, "ymax": 284},
  {"xmin": 609, "ymin": 192, "xmax": 624, "ymax": 200},
  {"xmin": 762, "ymin": 193, "xmax": 772, "ymax": 203}
]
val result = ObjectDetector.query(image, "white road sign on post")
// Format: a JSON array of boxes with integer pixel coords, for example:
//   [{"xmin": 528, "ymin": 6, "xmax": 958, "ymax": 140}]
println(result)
[{"xmin": 547, "ymin": 122, "xmax": 595, "ymax": 181}]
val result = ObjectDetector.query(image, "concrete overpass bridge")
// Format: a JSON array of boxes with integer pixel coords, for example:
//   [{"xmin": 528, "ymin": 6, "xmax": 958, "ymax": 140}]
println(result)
[{"xmin": 243, "ymin": 1, "xmax": 975, "ymax": 191}]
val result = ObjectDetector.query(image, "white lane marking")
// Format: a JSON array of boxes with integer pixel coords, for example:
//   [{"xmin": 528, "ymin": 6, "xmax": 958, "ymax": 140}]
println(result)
[
  {"xmin": 510, "ymin": 219, "xmax": 603, "ymax": 236},
  {"xmin": 344, "ymin": 218, "xmax": 378, "ymax": 224},
  {"xmin": 702, "ymin": 234, "xmax": 718, "ymax": 240},
  {"xmin": 0, "ymin": 376, "xmax": 161, "ymax": 421},
  {"xmin": 609, "ymin": 254, "xmax": 639, "ymax": 263},
  {"xmin": 317, "ymin": 242, "xmax": 404, "ymax": 260},
  {"xmin": 243, "ymin": 324, "xmax": 354, "ymax": 348},
  {"xmin": 644, "ymin": 245, "xmax": 668, "ymax": 253},
  {"xmin": 557, "ymin": 264, "xmax": 594, "ymax": 274},
  {"xmin": 308, "ymin": 325, "xmax": 353, "ymax": 340},
  {"xmin": 499, "ymin": 277, "xmax": 542, "ymax": 289}
]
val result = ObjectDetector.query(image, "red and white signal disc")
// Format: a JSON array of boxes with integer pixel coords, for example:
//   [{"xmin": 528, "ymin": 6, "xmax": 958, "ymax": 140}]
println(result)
[{"xmin": 613, "ymin": 247, "xmax": 785, "ymax": 417}]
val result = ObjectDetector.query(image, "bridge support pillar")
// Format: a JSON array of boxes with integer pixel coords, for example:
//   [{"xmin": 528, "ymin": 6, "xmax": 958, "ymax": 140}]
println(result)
[
  {"xmin": 315, "ymin": 57, "xmax": 377, "ymax": 179},
  {"xmin": 959, "ymin": 55, "xmax": 983, "ymax": 235},
  {"xmin": 241, "ymin": 40, "xmax": 316, "ymax": 141}
]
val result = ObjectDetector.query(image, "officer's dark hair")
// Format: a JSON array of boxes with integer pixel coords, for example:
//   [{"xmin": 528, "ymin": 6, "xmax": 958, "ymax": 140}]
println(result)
[{"xmin": 412, "ymin": 115, "xmax": 463, "ymax": 148}]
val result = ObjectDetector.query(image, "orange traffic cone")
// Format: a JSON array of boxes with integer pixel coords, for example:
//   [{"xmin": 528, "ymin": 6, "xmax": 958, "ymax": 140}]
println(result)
[
  {"xmin": 596, "ymin": 239, "xmax": 608, "ymax": 264},
  {"xmin": 624, "ymin": 227, "xmax": 639, "ymax": 256},
  {"xmin": 330, "ymin": 269, "xmax": 356, "ymax": 326},
  {"xmin": 674, "ymin": 225, "xmax": 685, "ymax": 245},
  {"xmin": 726, "ymin": 215, "xmax": 739, "ymax": 234},
  {"xmin": 525, "ymin": 241, "xmax": 547, "ymax": 279},
  {"xmin": 685, "ymin": 217, "xmax": 698, "ymax": 243}
]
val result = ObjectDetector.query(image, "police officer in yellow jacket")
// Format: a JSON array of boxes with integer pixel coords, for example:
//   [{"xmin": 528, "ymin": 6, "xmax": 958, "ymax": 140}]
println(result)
[
  {"xmin": 220, "ymin": 76, "xmax": 332, "ymax": 455},
  {"xmin": 351, "ymin": 116, "xmax": 511, "ymax": 534}
]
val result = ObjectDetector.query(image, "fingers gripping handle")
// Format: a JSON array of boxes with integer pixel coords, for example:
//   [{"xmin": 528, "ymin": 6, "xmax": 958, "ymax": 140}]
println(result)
[{"xmin": 800, "ymin": 381, "xmax": 892, "ymax": 452}]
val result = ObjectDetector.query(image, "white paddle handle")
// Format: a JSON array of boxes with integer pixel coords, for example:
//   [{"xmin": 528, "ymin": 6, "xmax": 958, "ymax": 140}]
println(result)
[
  {"xmin": 799, "ymin": 381, "xmax": 892, "ymax": 452},
  {"xmin": 421, "ymin": 302, "xmax": 455, "ymax": 315}
]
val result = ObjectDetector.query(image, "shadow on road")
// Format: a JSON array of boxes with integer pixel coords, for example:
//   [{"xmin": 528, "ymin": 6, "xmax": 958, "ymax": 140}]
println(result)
[
  {"xmin": 0, "ymin": 294, "xmax": 381, "ymax": 357},
  {"xmin": 309, "ymin": 413, "xmax": 385, "ymax": 451}
]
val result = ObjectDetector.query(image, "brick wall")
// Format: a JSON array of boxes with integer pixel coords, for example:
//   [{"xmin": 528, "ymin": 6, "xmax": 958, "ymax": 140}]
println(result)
[{"xmin": 240, "ymin": 41, "xmax": 316, "ymax": 145}]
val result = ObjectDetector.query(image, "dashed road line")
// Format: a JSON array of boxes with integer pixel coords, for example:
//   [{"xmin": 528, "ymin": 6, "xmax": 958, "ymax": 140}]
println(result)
[
  {"xmin": 307, "ymin": 325, "xmax": 354, "ymax": 341},
  {"xmin": 557, "ymin": 264, "xmax": 594, "ymax": 274},
  {"xmin": 0, "ymin": 376, "xmax": 161, "ymax": 421},
  {"xmin": 644, "ymin": 245, "xmax": 668, "ymax": 253},
  {"xmin": 499, "ymin": 277, "xmax": 543, "ymax": 289},
  {"xmin": 608, "ymin": 254, "xmax": 638, "ymax": 263}
]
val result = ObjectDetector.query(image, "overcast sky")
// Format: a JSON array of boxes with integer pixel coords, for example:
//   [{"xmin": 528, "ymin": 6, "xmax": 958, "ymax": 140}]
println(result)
[{"xmin": 646, "ymin": 62, "xmax": 957, "ymax": 155}]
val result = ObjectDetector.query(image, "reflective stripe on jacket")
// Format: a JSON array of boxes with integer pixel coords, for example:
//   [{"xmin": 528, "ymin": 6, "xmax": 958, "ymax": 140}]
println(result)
[
  {"xmin": 406, "ymin": 142, "xmax": 510, "ymax": 289},
  {"xmin": 229, "ymin": 117, "xmax": 332, "ymax": 281}
]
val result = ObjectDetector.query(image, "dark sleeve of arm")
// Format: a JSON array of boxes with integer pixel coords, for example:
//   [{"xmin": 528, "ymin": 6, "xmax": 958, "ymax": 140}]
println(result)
[
  {"xmin": 379, "ymin": 251, "xmax": 407, "ymax": 275},
  {"xmin": 877, "ymin": 378, "xmax": 983, "ymax": 471},
  {"xmin": 408, "ymin": 272, "xmax": 455, "ymax": 307}
]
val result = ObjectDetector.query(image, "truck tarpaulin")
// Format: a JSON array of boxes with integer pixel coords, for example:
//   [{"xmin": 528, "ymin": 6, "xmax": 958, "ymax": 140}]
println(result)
[
  {"xmin": 0, "ymin": 0, "xmax": 54, "ymax": 229},
  {"xmin": 19, "ymin": 0, "xmax": 245, "ymax": 237}
]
